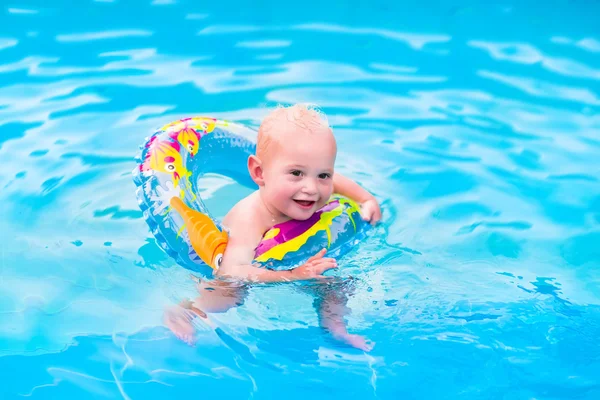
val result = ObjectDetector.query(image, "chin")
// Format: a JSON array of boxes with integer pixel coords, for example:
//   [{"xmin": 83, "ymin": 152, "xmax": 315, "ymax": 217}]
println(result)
[
  {"xmin": 294, "ymin": 212, "xmax": 314, "ymax": 220},
  {"xmin": 284, "ymin": 203, "xmax": 318, "ymax": 220},
  {"xmin": 284, "ymin": 209, "xmax": 312, "ymax": 221}
]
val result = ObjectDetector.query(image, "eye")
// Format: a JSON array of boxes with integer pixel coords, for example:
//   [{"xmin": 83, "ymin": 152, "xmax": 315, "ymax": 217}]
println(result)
[
  {"xmin": 290, "ymin": 170, "xmax": 302, "ymax": 177},
  {"xmin": 318, "ymin": 173, "xmax": 331, "ymax": 179},
  {"xmin": 187, "ymin": 144, "xmax": 194, "ymax": 152},
  {"xmin": 165, "ymin": 163, "xmax": 176, "ymax": 171},
  {"xmin": 214, "ymin": 254, "xmax": 223, "ymax": 269}
]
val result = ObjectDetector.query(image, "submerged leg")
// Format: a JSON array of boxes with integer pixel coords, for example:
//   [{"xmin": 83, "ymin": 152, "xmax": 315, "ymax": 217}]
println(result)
[
  {"xmin": 164, "ymin": 276, "xmax": 248, "ymax": 345},
  {"xmin": 311, "ymin": 279, "xmax": 374, "ymax": 352},
  {"xmin": 164, "ymin": 302, "xmax": 200, "ymax": 345}
]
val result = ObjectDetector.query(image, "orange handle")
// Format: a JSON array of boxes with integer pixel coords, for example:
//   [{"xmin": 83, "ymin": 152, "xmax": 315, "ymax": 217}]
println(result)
[{"xmin": 170, "ymin": 197, "xmax": 229, "ymax": 269}]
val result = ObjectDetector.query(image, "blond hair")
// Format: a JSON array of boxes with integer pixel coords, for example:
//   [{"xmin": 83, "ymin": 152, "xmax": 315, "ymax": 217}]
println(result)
[{"xmin": 257, "ymin": 104, "xmax": 331, "ymax": 159}]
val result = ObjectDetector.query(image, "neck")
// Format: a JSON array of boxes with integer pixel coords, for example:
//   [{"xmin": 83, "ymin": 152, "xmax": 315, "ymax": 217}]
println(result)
[{"xmin": 257, "ymin": 189, "xmax": 290, "ymax": 226}]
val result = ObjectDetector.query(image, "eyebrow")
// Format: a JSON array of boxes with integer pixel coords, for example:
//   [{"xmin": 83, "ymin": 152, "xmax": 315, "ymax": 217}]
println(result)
[{"xmin": 286, "ymin": 164, "xmax": 333, "ymax": 173}]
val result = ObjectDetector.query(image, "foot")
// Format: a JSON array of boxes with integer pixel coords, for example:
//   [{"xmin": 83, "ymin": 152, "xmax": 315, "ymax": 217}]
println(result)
[
  {"xmin": 164, "ymin": 304, "xmax": 196, "ymax": 345},
  {"xmin": 335, "ymin": 333, "xmax": 375, "ymax": 352}
]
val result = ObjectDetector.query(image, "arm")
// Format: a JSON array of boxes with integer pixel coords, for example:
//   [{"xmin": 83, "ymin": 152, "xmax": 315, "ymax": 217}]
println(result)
[
  {"xmin": 216, "ymin": 218, "xmax": 337, "ymax": 283},
  {"xmin": 218, "ymin": 246, "xmax": 337, "ymax": 283},
  {"xmin": 218, "ymin": 253, "xmax": 336, "ymax": 283},
  {"xmin": 333, "ymin": 173, "xmax": 375, "ymax": 203},
  {"xmin": 333, "ymin": 173, "xmax": 382, "ymax": 224}
]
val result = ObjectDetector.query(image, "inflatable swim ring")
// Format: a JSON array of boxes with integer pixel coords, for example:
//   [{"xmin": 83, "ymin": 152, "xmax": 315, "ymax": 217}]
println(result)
[{"xmin": 133, "ymin": 117, "xmax": 370, "ymax": 276}]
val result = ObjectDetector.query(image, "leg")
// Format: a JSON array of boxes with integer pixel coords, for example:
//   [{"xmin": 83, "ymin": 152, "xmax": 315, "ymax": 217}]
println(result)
[
  {"xmin": 311, "ymin": 279, "xmax": 374, "ymax": 352},
  {"xmin": 164, "ymin": 276, "xmax": 248, "ymax": 345},
  {"xmin": 189, "ymin": 275, "xmax": 248, "ymax": 313}
]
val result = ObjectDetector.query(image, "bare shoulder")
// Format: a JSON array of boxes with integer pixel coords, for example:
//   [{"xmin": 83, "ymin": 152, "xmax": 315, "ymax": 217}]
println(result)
[
  {"xmin": 222, "ymin": 191, "xmax": 266, "ymax": 242},
  {"xmin": 219, "ymin": 191, "xmax": 269, "ymax": 269}
]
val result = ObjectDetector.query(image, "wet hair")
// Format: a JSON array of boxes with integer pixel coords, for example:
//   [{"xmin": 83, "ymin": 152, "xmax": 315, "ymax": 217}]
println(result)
[{"xmin": 256, "ymin": 104, "xmax": 332, "ymax": 160}]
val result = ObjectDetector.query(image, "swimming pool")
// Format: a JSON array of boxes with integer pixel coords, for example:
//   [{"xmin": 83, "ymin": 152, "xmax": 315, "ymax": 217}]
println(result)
[{"xmin": 1, "ymin": 0, "xmax": 599, "ymax": 397}]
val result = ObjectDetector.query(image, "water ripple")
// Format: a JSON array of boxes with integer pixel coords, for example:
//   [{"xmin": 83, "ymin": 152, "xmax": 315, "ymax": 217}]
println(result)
[
  {"xmin": 478, "ymin": 70, "xmax": 600, "ymax": 105},
  {"xmin": 199, "ymin": 23, "xmax": 451, "ymax": 51},
  {"xmin": 235, "ymin": 40, "xmax": 291, "ymax": 49},
  {"xmin": 469, "ymin": 39, "xmax": 600, "ymax": 80},
  {"xmin": 1, "ymin": 1, "xmax": 599, "ymax": 398},
  {"xmin": 551, "ymin": 36, "xmax": 600, "ymax": 53},
  {"xmin": 8, "ymin": 8, "xmax": 39, "ymax": 15},
  {"xmin": 56, "ymin": 30, "xmax": 154, "ymax": 43},
  {"xmin": 0, "ymin": 38, "xmax": 18, "ymax": 51}
]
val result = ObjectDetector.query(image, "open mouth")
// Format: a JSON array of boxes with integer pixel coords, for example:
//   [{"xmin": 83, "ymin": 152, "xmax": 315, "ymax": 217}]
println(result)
[{"xmin": 293, "ymin": 199, "xmax": 316, "ymax": 209}]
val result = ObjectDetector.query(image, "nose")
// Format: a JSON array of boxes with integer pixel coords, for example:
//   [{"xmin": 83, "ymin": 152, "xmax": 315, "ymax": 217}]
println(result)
[{"xmin": 302, "ymin": 178, "xmax": 318, "ymax": 195}]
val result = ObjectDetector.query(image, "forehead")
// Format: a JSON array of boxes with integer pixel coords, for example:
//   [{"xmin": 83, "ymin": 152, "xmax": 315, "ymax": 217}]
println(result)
[{"xmin": 273, "ymin": 131, "xmax": 336, "ymax": 165}]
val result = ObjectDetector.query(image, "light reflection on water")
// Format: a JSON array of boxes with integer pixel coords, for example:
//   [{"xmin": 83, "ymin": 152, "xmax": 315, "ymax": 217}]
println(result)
[{"xmin": 0, "ymin": 0, "xmax": 599, "ymax": 398}]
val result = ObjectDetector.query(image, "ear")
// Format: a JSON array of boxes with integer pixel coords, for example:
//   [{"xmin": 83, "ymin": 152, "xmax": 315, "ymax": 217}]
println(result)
[{"xmin": 248, "ymin": 155, "xmax": 265, "ymax": 186}]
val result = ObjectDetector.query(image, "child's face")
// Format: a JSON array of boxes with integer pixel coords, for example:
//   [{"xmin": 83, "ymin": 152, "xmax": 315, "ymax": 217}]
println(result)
[{"xmin": 260, "ymin": 128, "xmax": 336, "ymax": 221}]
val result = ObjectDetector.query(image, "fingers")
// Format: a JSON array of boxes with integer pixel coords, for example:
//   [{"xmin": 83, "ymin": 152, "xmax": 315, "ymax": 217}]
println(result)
[
  {"xmin": 374, "ymin": 210, "xmax": 382, "ymax": 224},
  {"xmin": 311, "ymin": 258, "xmax": 337, "ymax": 275},
  {"xmin": 307, "ymin": 248, "xmax": 327, "ymax": 262},
  {"xmin": 297, "ymin": 250, "xmax": 339, "ymax": 280},
  {"xmin": 360, "ymin": 208, "xmax": 373, "ymax": 222},
  {"xmin": 360, "ymin": 201, "xmax": 382, "ymax": 225},
  {"xmin": 369, "ymin": 208, "xmax": 382, "ymax": 225},
  {"xmin": 359, "ymin": 202, "xmax": 374, "ymax": 221}
]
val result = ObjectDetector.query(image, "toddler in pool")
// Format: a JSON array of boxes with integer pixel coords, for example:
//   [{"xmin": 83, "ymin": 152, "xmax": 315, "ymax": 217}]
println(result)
[{"xmin": 166, "ymin": 104, "xmax": 381, "ymax": 350}]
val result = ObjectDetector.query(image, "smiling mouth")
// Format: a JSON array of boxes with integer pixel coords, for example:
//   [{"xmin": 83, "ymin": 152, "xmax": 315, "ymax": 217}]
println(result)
[{"xmin": 294, "ymin": 200, "xmax": 316, "ymax": 209}]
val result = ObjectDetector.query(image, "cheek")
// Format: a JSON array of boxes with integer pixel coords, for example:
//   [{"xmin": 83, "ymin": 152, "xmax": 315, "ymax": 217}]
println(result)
[
  {"xmin": 269, "ymin": 180, "xmax": 296, "ymax": 201},
  {"xmin": 284, "ymin": 181, "xmax": 301, "ymax": 197},
  {"xmin": 320, "ymin": 180, "xmax": 333, "ymax": 195}
]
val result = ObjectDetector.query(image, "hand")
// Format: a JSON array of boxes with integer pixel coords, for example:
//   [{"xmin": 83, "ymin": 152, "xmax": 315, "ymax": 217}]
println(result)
[
  {"xmin": 360, "ymin": 197, "xmax": 382, "ymax": 225},
  {"xmin": 292, "ymin": 249, "xmax": 338, "ymax": 280}
]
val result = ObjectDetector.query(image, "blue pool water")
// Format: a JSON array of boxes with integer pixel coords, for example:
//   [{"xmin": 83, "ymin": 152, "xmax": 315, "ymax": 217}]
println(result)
[{"xmin": 1, "ymin": 0, "xmax": 599, "ymax": 398}]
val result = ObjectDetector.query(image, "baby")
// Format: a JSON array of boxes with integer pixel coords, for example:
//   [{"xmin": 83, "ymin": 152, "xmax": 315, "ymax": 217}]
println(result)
[{"xmin": 165, "ymin": 104, "xmax": 382, "ymax": 350}]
